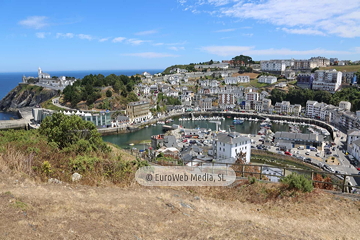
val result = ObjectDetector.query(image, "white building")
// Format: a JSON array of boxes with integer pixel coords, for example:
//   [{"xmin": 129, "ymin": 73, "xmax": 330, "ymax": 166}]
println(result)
[
  {"xmin": 347, "ymin": 129, "xmax": 360, "ymax": 147},
  {"xmin": 194, "ymin": 63, "xmax": 229, "ymax": 70},
  {"xmin": 224, "ymin": 76, "xmax": 250, "ymax": 84},
  {"xmin": 214, "ymin": 132, "xmax": 251, "ymax": 163},
  {"xmin": 258, "ymin": 75, "xmax": 277, "ymax": 84},
  {"xmin": 306, "ymin": 100, "xmax": 318, "ymax": 118},
  {"xmin": 245, "ymin": 92, "xmax": 259, "ymax": 101},
  {"xmin": 339, "ymin": 101, "xmax": 351, "ymax": 111},
  {"xmin": 312, "ymin": 69, "xmax": 342, "ymax": 93},
  {"xmin": 260, "ymin": 59, "xmax": 293, "ymax": 74},
  {"xmin": 38, "ymin": 67, "xmax": 50, "ymax": 79},
  {"xmin": 170, "ymin": 68, "xmax": 188, "ymax": 74}
]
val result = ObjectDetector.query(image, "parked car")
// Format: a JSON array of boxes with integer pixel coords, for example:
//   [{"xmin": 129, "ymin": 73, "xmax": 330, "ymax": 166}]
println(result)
[
  {"xmin": 285, "ymin": 151, "xmax": 292, "ymax": 156},
  {"xmin": 304, "ymin": 158, "xmax": 312, "ymax": 163},
  {"xmin": 305, "ymin": 152, "xmax": 310, "ymax": 155}
]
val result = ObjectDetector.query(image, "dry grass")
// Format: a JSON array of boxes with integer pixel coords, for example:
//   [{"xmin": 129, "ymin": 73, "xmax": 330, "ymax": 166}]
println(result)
[
  {"xmin": 232, "ymin": 72, "xmax": 260, "ymax": 79},
  {"xmin": 0, "ymin": 172, "xmax": 359, "ymax": 239},
  {"xmin": 320, "ymin": 65, "xmax": 360, "ymax": 72}
]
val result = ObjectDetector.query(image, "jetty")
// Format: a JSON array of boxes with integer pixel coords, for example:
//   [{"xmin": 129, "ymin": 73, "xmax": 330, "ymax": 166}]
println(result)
[{"xmin": 0, "ymin": 108, "xmax": 33, "ymax": 130}]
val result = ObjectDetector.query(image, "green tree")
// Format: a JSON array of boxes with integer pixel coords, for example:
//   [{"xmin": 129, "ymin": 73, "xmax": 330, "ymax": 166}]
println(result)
[
  {"xmin": 39, "ymin": 113, "xmax": 110, "ymax": 152},
  {"xmin": 106, "ymin": 89, "xmax": 112, "ymax": 97},
  {"xmin": 113, "ymin": 81, "xmax": 121, "ymax": 93},
  {"xmin": 232, "ymin": 55, "xmax": 253, "ymax": 67}
]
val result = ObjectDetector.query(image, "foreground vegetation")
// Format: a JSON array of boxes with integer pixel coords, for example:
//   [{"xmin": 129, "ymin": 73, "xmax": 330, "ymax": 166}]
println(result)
[{"xmin": 0, "ymin": 113, "xmax": 147, "ymax": 185}]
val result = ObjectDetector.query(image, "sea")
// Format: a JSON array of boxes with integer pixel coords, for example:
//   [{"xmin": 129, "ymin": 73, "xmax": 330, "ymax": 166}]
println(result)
[{"xmin": 0, "ymin": 69, "xmax": 163, "ymax": 120}]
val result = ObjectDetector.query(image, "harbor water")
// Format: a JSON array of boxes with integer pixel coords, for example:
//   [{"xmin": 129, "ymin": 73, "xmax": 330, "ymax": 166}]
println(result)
[{"xmin": 102, "ymin": 116, "xmax": 326, "ymax": 150}]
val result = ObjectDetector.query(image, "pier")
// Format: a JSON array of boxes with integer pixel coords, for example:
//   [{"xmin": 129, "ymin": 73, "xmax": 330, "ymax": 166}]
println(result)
[{"xmin": 0, "ymin": 108, "xmax": 33, "ymax": 130}]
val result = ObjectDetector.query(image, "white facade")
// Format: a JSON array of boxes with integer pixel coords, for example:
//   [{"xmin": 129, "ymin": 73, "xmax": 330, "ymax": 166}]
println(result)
[
  {"xmin": 170, "ymin": 68, "xmax": 188, "ymax": 73},
  {"xmin": 214, "ymin": 132, "xmax": 251, "ymax": 163},
  {"xmin": 245, "ymin": 92, "xmax": 259, "ymax": 101},
  {"xmin": 306, "ymin": 100, "xmax": 317, "ymax": 118},
  {"xmin": 38, "ymin": 67, "xmax": 50, "ymax": 79},
  {"xmin": 258, "ymin": 75, "xmax": 277, "ymax": 84},
  {"xmin": 260, "ymin": 60, "xmax": 286, "ymax": 72},
  {"xmin": 347, "ymin": 129, "xmax": 360, "ymax": 151},
  {"xmin": 339, "ymin": 101, "xmax": 351, "ymax": 111},
  {"xmin": 312, "ymin": 69, "xmax": 342, "ymax": 93},
  {"xmin": 224, "ymin": 76, "xmax": 250, "ymax": 84}
]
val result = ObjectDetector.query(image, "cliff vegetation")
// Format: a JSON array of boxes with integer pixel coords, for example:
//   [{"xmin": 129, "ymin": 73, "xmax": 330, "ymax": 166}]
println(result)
[{"xmin": 0, "ymin": 84, "xmax": 58, "ymax": 111}]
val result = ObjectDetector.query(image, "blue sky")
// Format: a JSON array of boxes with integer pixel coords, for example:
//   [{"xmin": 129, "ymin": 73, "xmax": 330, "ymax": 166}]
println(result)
[{"xmin": 1, "ymin": 0, "xmax": 360, "ymax": 72}]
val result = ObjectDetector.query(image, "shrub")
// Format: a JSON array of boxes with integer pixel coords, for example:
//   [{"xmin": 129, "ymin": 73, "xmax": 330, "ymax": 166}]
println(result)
[
  {"xmin": 248, "ymin": 176, "xmax": 257, "ymax": 184},
  {"xmin": 280, "ymin": 173, "xmax": 313, "ymax": 193},
  {"xmin": 69, "ymin": 155, "xmax": 101, "ymax": 173},
  {"xmin": 41, "ymin": 161, "xmax": 53, "ymax": 176},
  {"xmin": 39, "ymin": 113, "xmax": 110, "ymax": 153}
]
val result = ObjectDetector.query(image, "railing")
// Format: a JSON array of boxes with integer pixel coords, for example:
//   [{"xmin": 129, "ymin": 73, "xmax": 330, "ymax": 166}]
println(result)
[{"xmin": 148, "ymin": 158, "xmax": 360, "ymax": 194}]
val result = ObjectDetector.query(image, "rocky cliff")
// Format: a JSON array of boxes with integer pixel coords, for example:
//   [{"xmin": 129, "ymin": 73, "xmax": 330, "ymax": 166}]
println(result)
[{"xmin": 0, "ymin": 84, "xmax": 58, "ymax": 111}]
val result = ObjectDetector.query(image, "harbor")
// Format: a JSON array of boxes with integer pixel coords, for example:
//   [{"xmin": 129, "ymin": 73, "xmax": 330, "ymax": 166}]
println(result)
[{"xmin": 102, "ymin": 115, "xmax": 332, "ymax": 150}]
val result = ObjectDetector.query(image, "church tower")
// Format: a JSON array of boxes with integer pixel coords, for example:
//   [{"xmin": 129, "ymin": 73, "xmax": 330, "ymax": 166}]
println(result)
[{"xmin": 38, "ymin": 67, "xmax": 42, "ymax": 79}]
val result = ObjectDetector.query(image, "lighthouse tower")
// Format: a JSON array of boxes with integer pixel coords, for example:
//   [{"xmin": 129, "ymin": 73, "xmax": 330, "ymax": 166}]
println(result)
[{"xmin": 38, "ymin": 67, "xmax": 42, "ymax": 79}]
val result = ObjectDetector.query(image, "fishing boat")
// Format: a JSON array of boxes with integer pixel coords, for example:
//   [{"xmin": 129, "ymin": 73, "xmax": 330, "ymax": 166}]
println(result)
[
  {"xmin": 129, "ymin": 143, "xmax": 134, "ymax": 146},
  {"xmin": 233, "ymin": 119, "xmax": 244, "ymax": 125}
]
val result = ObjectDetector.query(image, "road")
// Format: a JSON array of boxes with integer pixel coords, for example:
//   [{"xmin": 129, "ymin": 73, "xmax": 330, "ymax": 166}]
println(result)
[{"xmin": 252, "ymin": 131, "xmax": 360, "ymax": 188}]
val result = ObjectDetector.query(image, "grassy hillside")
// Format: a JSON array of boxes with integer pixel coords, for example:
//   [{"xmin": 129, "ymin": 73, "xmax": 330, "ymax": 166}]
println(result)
[{"xmin": 320, "ymin": 65, "xmax": 360, "ymax": 72}]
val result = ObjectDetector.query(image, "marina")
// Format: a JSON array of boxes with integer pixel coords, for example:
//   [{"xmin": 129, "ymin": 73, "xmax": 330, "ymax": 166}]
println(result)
[{"xmin": 103, "ymin": 115, "xmax": 332, "ymax": 150}]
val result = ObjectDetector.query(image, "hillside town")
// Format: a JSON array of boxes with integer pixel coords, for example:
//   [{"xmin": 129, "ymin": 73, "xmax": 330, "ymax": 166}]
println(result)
[{"xmin": 24, "ymin": 56, "xmax": 360, "ymax": 188}]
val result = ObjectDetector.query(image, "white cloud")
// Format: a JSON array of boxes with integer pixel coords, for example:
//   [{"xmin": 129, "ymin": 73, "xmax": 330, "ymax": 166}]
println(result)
[
  {"xmin": 36, "ymin": 32, "xmax": 50, "ymax": 38},
  {"xmin": 99, "ymin": 38, "xmax": 110, "ymax": 42},
  {"xmin": 168, "ymin": 41, "xmax": 187, "ymax": 46},
  {"xmin": 200, "ymin": 45, "xmax": 357, "ymax": 57},
  {"xmin": 242, "ymin": 33, "xmax": 253, "ymax": 37},
  {"xmin": 281, "ymin": 28, "xmax": 326, "ymax": 36},
  {"xmin": 214, "ymin": 28, "xmax": 236, "ymax": 32},
  {"xmin": 112, "ymin": 37, "xmax": 126, "ymax": 43},
  {"xmin": 56, "ymin": 33, "xmax": 74, "ymax": 38},
  {"xmin": 206, "ymin": 0, "xmax": 237, "ymax": 7},
  {"xmin": 168, "ymin": 46, "xmax": 185, "ymax": 51},
  {"xmin": 19, "ymin": 16, "xmax": 49, "ymax": 29},
  {"xmin": 122, "ymin": 52, "xmax": 180, "ymax": 58},
  {"xmin": 135, "ymin": 30, "xmax": 158, "ymax": 35},
  {"xmin": 77, "ymin": 34, "xmax": 93, "ymax": 40},
  {"xmin": 191, "ymin": 0, "xmax": 360, "ymax": 38},
  {"xmin": 153, "ymin": 43, "xmax": 164, "ymax": 46},
  {"xmin": 127, "ymin": 39, "xmax": 150, "ymax": 45}
]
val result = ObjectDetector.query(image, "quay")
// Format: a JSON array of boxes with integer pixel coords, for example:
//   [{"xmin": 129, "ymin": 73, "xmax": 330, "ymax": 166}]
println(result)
[
  {"xmin": 0, "ymin": 109, "xmax": 337, "ymax": 140},
  {"xmin": 0, "ymin": 108, "xmax": 33, "ymax": 130}
]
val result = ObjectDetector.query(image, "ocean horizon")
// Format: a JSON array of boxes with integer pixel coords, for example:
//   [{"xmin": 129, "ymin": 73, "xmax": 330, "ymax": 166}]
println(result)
[
  {"xmin": 0, "ymin": 69, "xmax": 164, "ymax": 100},
  {"xmin": 0, "ymin": 69, "xmax": 163, "ymax": 120}
]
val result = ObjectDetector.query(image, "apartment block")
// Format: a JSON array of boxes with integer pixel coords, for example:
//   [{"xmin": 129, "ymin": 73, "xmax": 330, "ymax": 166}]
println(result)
[
  {"xmin": 312, "ymin": 69, "xmax": 342, "ymax": 93},
  {"xmin": 126, "ymin": 101, "xmax": 151, "ymax": 123}
]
